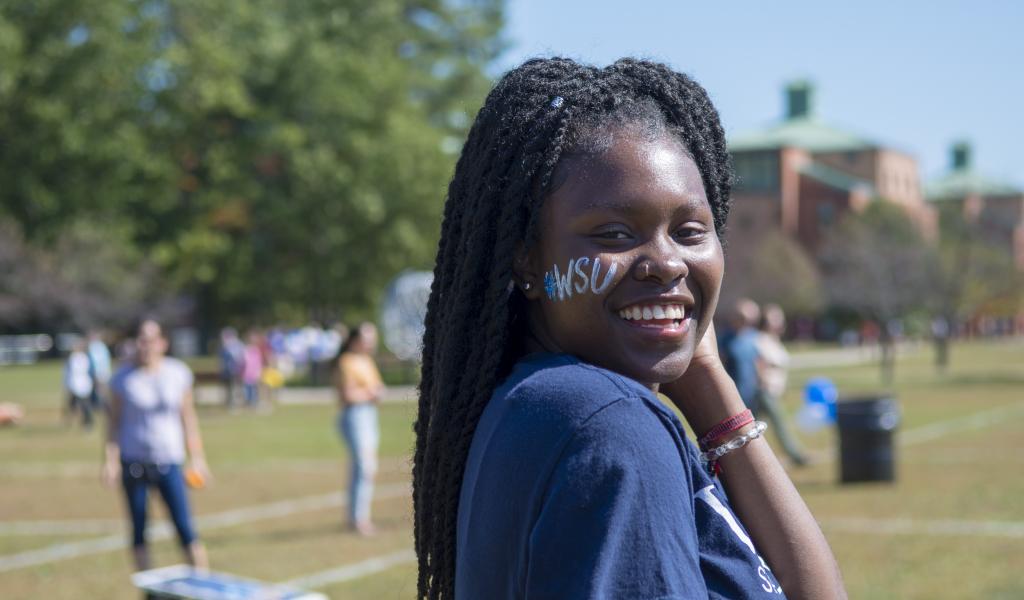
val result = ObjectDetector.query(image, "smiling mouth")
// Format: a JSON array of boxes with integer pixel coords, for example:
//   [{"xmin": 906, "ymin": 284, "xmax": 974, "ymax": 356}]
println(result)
[{"xmin": 616, "ymin": 303, "xmax": 690, "ymax": 331}]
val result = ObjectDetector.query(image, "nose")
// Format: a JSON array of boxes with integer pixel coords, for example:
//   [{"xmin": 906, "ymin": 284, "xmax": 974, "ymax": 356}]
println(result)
[{"xmin": 632, "ymin": 236, "xmax": 688, "ymax": 285}]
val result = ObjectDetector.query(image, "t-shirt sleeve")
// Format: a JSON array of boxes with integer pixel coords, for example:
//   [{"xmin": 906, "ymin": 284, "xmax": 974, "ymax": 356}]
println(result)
[
  {"xmin": 524, "ymin": 397, "xmax": 706, "ymax": 599},
  {"xmin": 176, "ymin": 360, "xmax": 195, "ymax": 390}
]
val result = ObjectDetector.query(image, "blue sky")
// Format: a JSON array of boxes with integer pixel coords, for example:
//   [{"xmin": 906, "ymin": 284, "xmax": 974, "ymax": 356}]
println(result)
[{"xmin": 500, "ymin": 0, "xmax": 1024, "ymax": 188}]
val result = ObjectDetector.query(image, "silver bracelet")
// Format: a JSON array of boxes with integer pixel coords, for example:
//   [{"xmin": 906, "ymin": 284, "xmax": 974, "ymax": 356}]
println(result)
[{"xmin": 699, "ymin": 420, "xmax": 768, "ymax": 475}]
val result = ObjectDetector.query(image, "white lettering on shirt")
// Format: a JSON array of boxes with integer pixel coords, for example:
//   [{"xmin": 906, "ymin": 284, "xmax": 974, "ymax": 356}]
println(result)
[{"xmin": 696, "ymin": 485, "xmax": 783, "ymax": 595}]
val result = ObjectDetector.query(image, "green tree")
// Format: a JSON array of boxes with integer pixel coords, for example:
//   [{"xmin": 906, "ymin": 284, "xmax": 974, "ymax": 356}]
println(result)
[
  {"xmin": 819, "ymin": 201, "xmax": 933, "ymax": 383},
  {"xmin": 930, "ymin": 203, "xmax": 1024, "ymax": 371},
  {"xmin": 130, "ymin": 0, "xmax": 503, "ymax": 331},
  {"xmin": 0, "ymin": 218, "xmax": 155, "ymax": 332},
  {"xmin": 721, "ymin": 228, "xmax": 824, "ymax": 318},
  {"xmin": 0, "ymin": 1, "xmax": 172, "ymax": 242},
  {"xmin": 0, "ymin": 0, "xmax": 504, "ymax": 339}
]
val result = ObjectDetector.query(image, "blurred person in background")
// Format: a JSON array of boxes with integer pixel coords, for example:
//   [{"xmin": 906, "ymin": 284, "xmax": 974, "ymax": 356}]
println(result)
[
  {"xmin": 334, "ymin": 322, "xmax": 385, "ymax": 536},
  {"xmin": 63, "ymin": 338, "xmax": 94, "ymax": 428},
  {"xmin": 0, "ymin": 402, "xmax": 24, "ymax": 426},
  {"xmin": 723, "ymin": 298, "xmax": 763, "ymax": 413},
  {"xmin": 87, "ymin": 331, "xmax": 112, "ymax": 412},
  {"xmin": 755, "ymin": 304, "xmax": 808, "ymax": 467},
  {"xmin": 218, "ymin": 327, "xmax": 245, "ymax": 408},
  {"xmin": 102, "ymin": 318, "xmax": 210, "ymax": 571},
  {"xmin": 241, "ymin": 329, "xmax": 264, "ymax": 409}
]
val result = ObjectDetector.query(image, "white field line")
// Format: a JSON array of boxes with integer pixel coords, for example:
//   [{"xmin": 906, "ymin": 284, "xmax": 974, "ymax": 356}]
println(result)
[
  {"xmin": 900, "ymin": 401, "xmax": 1024, "ymax": 447},
  {"xmin": 282, "ymin": 513, "xmax": 1024, "ymax": 591},
  {"xmin": 281, "ymin": 549, "xmax": 416, "ymax": 590},
  {"xmin": 821, "ymin": 516, "xmax": 1024, "ymax": 539},
  {"xmin": 0, "ymin": 483, "xmax": 410, "ymax": 573},
  {"xmin": 0, "ymin": 519, "xmax": 123, "ymax": 536}
]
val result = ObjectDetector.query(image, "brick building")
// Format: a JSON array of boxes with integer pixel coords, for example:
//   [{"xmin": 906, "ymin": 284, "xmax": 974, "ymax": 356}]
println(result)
[
  {"xmin": 926, "ymin": 142, "xmax": 1024, "ymax": 270},
  {"xmin": 727, "ymin": 81, "xmax": 936, "ymax": 253}
]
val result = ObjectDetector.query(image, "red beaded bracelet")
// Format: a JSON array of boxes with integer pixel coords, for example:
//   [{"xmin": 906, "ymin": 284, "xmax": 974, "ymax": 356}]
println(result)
[{"xmin": 698, "ymin": 409, "xmax": 754, "ymax": 451}]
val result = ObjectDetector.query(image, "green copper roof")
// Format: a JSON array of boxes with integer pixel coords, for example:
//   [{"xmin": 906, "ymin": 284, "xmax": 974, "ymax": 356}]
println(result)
[
  {"xmin": 926, "ymin": 169, "xmax": 1020, "ymax": 200},
  {"xmin": 799, "ymin": 162, "xmax": 875, "ymax": 194},
  {"xmin": 728, "ymin": 116, "xmax": 876, "ymax": 153},
  {"xmin": 926, "ymin": 142, "xmax": 1022, "ymax": 200}
]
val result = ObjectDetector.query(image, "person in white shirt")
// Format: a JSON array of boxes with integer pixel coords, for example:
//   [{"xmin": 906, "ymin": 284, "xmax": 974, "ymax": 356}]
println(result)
[
  {"xmin": 64, "ymin": 340, "xmax": 94, "ymax": 428},
  {"xmin": 755, "ymin": 304, "xmax": 808, "ymax": 466},
  {"xmin": 87, "ymin": 331, "xmax": 112, "ymax": 411}
]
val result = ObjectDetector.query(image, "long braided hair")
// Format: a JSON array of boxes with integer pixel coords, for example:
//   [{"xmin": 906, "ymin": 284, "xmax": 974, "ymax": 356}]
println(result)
[{"xmin": 413, "ymin": 57, "xmax": 734, "ymax": 599}]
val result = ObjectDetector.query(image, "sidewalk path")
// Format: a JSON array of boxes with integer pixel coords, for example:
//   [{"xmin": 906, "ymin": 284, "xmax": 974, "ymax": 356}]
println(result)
[{"xmin": 196, "ymin": 344, "xmax": 917, "ymax": 406}]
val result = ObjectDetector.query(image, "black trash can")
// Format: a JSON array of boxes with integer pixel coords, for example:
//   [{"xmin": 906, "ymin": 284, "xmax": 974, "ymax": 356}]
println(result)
[{"xmin": 836, "ymin": 396, "xmax": 900, "ymax": 483}]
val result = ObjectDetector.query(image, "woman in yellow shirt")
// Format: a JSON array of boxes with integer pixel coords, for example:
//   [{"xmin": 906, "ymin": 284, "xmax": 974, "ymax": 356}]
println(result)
[{"xmin": 335, "ymin": 322, "xmax": 385, "ymax": 535}]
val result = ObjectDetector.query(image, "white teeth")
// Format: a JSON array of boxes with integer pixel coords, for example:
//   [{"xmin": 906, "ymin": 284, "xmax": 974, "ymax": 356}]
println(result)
[{"xmin": 619, "ymin": 304, "xmax": 688, "ymax": 321}]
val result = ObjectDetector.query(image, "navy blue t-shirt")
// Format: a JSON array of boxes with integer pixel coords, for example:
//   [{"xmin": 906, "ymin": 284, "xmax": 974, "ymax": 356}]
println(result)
[{"xmin": 455, "ymin": 353, "xmax": 785, "ymax": 599}]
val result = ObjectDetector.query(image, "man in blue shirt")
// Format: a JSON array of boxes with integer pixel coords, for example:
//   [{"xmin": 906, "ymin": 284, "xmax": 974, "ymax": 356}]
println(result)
[{"xmin": 724, "ymin": 299, "xmax": 762, "ymax": 413}]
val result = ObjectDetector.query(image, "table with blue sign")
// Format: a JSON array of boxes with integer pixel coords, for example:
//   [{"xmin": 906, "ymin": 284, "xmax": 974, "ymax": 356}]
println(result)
[{"xmin": 131, "ymin": 565, "xmax": 327, "ymax": 600}]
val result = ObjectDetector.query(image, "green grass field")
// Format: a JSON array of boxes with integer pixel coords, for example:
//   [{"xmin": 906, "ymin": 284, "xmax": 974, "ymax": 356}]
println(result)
[{"xmin": 1, "ymin": 340, "xmax": 1022, "ymax": 599}]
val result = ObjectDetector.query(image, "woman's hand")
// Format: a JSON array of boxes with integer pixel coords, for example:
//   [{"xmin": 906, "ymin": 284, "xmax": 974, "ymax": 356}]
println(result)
[
  {"xmin": 660, "ymin": 321, "xmax": 746, "ymax": 436},
  {"xmin": 190, "ymin": 456, "xmax": 213, "ymax": 485},
  {"xmin": 101, "ymin": 459, "xmax": 121, "ymax": 488},
  {"xmin": 689, "ymin": 320, "xmax": 724, "ymax": 372}
]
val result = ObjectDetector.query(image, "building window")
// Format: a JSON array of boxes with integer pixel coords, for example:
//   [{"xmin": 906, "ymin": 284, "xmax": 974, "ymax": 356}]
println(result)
[
  {"xmin": 733, "ymin": 152, "xmax": 779, "ymax": 191},
  {"xmin": 817, "ymin": 203, "xmax": 836, "ymax": 227}
]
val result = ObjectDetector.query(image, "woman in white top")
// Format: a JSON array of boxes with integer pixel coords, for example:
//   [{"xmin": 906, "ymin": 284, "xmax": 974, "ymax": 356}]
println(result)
[{"xmin": 102, "ymin": 319, "xmax": 211, "ymax": 571}]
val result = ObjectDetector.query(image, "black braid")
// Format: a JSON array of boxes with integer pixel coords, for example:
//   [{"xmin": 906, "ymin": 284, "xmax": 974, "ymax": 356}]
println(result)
[{"xmin": 413, "ymin": 57, "xmax": 733, "ymax": 599}]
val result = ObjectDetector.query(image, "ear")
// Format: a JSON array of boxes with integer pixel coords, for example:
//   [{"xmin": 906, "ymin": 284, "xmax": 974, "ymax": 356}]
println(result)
[{"xmin": 513, "ymin": 242, "xmax": 545, "ymax": 300}]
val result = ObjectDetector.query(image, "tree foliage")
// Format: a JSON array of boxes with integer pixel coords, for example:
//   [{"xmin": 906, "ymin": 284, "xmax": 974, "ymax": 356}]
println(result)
[
  {"xmin": 0, "ymin": 219, "xmax": 157, "ymax": 331},
  {"xmin": 932, "ymin": 202, "xmax": 1023, "ymax": 321},
  {"xmin": 929, "ymin": 202, "xmax": 1023, "ymax": 369},
  {"xmin": 721, "ymin": 228, "xmax": 824, "ymax": 317},
  {"xmin": 819, "ymin": 201, "xmax": 934, "ymax": 381},
  {"xmin": 0, "ymin": 0, "xmax": 503, "ymax": 333}
]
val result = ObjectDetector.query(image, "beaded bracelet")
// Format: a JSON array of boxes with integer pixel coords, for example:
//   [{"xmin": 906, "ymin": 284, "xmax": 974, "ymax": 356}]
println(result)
[
  {"xmin": 699, "ymin": 420, "xmax": 768, "ymax": 476},
  {"xmin": 698, "ymin": 409, "xmax": 754, "ymax": 451}
]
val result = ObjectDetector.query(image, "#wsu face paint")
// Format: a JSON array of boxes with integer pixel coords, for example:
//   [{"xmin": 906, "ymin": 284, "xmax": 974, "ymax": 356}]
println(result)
[{"xmin": 543, "ymin": 256, "xmax": 619, "ymax": 301}]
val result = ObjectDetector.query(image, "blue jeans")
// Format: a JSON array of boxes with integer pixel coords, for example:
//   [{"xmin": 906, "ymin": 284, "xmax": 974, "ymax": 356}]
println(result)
[
  {"xmin": 243, "ymin": 382, "xmax": 259, "ymax": 406},
  {"xmin": 121, "ymin": 461, "xmax": 197, "ymax": 548},
  {"xmin": 338, "ymin": 404, "xmax": 379, "ymax": 524}
]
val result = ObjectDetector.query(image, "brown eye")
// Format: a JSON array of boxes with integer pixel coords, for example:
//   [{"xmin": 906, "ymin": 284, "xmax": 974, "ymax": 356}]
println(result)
[
  {"xmin": 593, "ymin": 228, "xmax": 632, "ymax": 241},
  {"xmin": 674, "ymin": 224, "xmax": 707, "ymax": 241}
]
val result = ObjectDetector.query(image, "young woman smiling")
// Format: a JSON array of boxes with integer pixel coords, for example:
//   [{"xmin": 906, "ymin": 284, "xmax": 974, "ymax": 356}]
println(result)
[{"xmin": 413, "ymin": 57, "xmax": 846, "ymax": 600}]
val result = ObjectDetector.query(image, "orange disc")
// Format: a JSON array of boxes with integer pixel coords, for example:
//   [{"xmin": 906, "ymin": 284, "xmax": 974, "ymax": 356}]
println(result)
[{"xmin": 184, "ymin": 468, "xmax": 206, "ymax": 489}]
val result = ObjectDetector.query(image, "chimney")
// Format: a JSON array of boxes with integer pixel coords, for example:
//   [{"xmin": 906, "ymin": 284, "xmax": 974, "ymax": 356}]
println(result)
[
  {"xmin": 952, "ymin": 141, "xmax": 971, "ymax": 171},
  {"xmin": 785, "ymin": 81, "xmax": 814, "ymax": 120}
]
